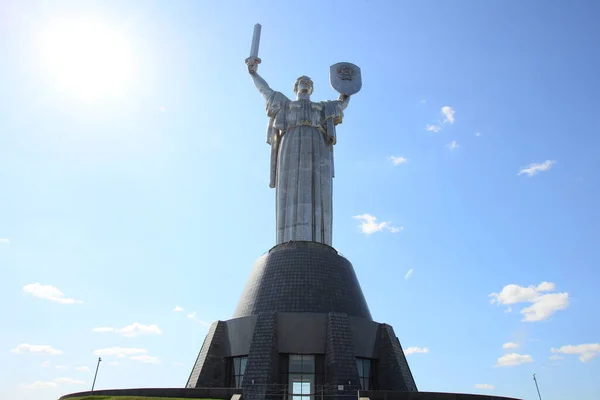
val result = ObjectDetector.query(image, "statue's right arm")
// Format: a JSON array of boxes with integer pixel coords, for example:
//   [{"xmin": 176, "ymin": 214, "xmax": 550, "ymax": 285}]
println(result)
[{"xmin": 251, "ymin": 73, "xmax": 275, "ymax": 101}]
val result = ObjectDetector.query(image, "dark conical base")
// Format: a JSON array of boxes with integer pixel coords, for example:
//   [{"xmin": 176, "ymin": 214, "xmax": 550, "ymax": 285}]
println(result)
[
  {"xmin": 187, "ymin": 242, "xmax": 417, "ymax": 400},
  {"xmin": 233, "ymin": 241, "xmax": 372, "ymax": 319}
]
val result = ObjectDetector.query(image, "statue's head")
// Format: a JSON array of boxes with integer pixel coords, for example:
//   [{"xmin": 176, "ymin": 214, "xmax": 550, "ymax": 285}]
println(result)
[{"xmin": 293, "ymin": 76, "xmax": 314, "ymax": 96}]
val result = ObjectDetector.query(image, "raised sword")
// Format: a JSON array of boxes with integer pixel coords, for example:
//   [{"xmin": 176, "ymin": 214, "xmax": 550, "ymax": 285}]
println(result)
[{"xmin": 246, "ymin": 23, "xmax": 262, "ymax": 67}]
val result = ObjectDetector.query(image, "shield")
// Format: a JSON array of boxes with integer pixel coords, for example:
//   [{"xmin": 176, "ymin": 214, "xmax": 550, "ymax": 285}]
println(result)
[{"xmin": 329, "ymin": 62, "xmax": 362, "ymax": 95}]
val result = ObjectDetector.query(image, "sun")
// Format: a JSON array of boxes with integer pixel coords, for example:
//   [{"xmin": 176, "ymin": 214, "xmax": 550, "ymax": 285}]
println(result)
[{"xmin": 40, "ymin": 18, "xmax": 135, "ymax": 100}]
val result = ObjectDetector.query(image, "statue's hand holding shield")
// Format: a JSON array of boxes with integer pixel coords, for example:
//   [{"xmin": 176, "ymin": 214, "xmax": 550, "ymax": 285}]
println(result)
[{"xmin": 330, "ymin": 62, "xmax": 362, "ymax": 95}]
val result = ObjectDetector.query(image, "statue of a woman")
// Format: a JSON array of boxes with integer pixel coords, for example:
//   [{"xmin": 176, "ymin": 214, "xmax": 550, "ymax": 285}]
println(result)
[{"xmin": 246, "ymin": 59, "xmax": 351, "ymax": 246}]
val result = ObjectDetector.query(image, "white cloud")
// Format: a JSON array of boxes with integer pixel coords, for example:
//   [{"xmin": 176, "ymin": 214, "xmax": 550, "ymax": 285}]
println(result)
[
  {"xmin": 353, "ymin": 214, "xmax": 403, "ymax": 235},
  {"xmin": 94, "ymin": 347, "xmax": 148, "ymax": 358},
  {"xmin": 551, "ymin": 343, "xmax": 600, "ymax": 362},
  {"xmin": 504, "ymin": 307, "xmax": 512, "ymax": 313},
  {"xmin": 549, "ymin": 355, "xmax": 563, "ymax": 361},
  {"xmin": 54, "ymin": 377, "xmax": 85, "ymax": 385},
  {"xmin": 22, "ymin": 283, "xmax": 82, "ymax": 304},
  {"xmin": 55, "ymin": 365, "xmax": 68, "ymax": 370},
  {"xmin": 75, "ymin": 366, "xmax": 90, "ymax": 372},
  {"xmin": 426, "ymin": 124, "xmax": 441, "ymax": 133},
  {"xmin": 518, "ymin": 160, "xmax": 556, "ymax": 177},
  {"xmin": 21, "ymin": 377, "xmax": 85, "ymax": 390},
  {"xmin": 536, "ymin": 281, "xmax": 555, "ymax": 291},
  {"xmin": 92, "ymin": 322, "xmax": 162, "ymax": 337},
  {"xmin": 425, "ymin": 107, "xmax": 455, "ymax": 133},
  {"xmin": 0, "ymin": 238, "xmax": 9, "ymax": 244},
  {"xmin": 187, "ymin": 312, "xmax": 211, "ymax": 327},
  {"xmin": 173, "ymin": 305, "xmax": 184, "ymax": 312},
  {"xmin": 405, "ymin": 269, "xmax": 414, "ymax": 280},
  {"xmin": 405, "ymin": 347, "xmax": 429, "ymax": 355},
  {"xmin": 40, "ymin": 361, "xmax": 51, "ymax": 368},
  {"xmin": 389, "ymin": 156, "xmax": 408, "ymax": 166},
  {"xmin": 474, "ymin": 384, "xmax": 494, "ymax": 390},
  {"xmin": 11, "ymin": 344, "xmax": 62, "ymax": 355},
  {"xmin": 117, "ymin": 322, "xmax": 162, "ymax": 337},
  {"xmin": 503, "ymin": 342, "xmax": 519, "ymax": 349},
  {"xmin": 475, "ymin": 132, "xmax": 481, "ymax": 137},
  {"xmin": 130, "ymin": 354, "xmax": 161, "ymax": 364},
  {"xmin": 489, "ymin": 282, "xmax": 568, "ymax": 322},
  {"xmin": 490, "ymin": 282, "xmax": 554, "ymax": 304},
  {"xmin": 447, "ymin": 140, "xmax": 460, "ymax": 151},
  {"xmin": 441, "ymin": 106, "xmax": 455, "ymax": 124},
  {"xmin": 495, "ymin": 353, "xmax": 533, "ymax": 367},
  {"xmin": 521, "ymin": 293, "xmax": 569, "ymax": 322},
  {"xmin": 22, "ymin": 381, "xmax": 59, "ymax": 389}
]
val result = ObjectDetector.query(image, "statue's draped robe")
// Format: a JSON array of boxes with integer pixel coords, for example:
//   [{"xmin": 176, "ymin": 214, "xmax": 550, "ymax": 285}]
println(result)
[{"xmin": 266, "ymin": 92, "xmax": 344, "ymax": 246}]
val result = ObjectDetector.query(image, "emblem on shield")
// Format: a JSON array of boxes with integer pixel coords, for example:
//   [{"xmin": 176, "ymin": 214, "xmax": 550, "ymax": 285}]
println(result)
[{"xmin": 330, "ymin": 62, "xmax": 362, "ymax": 95}]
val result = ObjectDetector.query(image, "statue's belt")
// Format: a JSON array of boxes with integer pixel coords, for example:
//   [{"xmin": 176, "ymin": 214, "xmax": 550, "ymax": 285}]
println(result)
[{"xmin": 283, "ymin": 121, "xmax": 327, "ymax": 136}]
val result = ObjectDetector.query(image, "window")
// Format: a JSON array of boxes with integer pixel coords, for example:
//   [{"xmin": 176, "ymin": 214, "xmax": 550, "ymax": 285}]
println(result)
[
  {"xmin": 356, "ymin": 358, "xmax": 372, "ymax": 390},
  {"xmin": 230, "ymin": 356, "xmax": 247, "ymax": 388},
  {"xmin": 288, "ymin": 354, "xmax": 315, "ymax": 400}
]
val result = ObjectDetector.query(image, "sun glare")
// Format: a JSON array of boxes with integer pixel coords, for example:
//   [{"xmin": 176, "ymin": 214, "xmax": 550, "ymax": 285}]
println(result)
[{"xmin": 41, "ymin": 18, "xmax": 135, "ymax": 100}]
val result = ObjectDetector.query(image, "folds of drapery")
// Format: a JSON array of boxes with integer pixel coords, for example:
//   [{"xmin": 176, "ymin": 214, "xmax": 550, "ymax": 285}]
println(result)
[
  {"xmin": 266, "ymin": 92, "xmax": 290, "ymax": 188},
  {"xmin": 264, "ymin": 92, "xmax": 345, "ymax": 245}
]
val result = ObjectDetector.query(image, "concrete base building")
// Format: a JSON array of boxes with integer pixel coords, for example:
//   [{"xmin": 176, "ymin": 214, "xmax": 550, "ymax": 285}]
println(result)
[{"xmin": 186, "ymin": 241, "xmax": 417, "ymax": 400}]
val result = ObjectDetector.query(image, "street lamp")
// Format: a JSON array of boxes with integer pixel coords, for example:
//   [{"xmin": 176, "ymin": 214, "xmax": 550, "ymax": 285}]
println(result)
[
  {"xmin": 533, "ymin": 373, "xmax": 542, "ymax": 400},
  {"xmin": 91, "ymin": 357, "xmax": 102, "ymax": 391}
]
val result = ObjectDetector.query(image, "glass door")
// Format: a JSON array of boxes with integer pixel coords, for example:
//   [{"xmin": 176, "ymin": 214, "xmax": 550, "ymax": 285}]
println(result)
[{"xmin": 290, "ymin": 376, "xmax": 312, "ymax": 400}]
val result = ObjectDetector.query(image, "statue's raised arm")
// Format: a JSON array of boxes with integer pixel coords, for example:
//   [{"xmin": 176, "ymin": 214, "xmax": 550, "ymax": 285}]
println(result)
[
  {"xmin": 245, "ymin": 23, "xmax": 274, "ymax": 101},
  {"xmin": 248, "ymin": 68, "xmax": 274, "ymax": 101}
]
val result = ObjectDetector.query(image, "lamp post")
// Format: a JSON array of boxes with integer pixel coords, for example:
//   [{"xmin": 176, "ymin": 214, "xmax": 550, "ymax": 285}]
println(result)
[
  {"xmin": 91, "ymin": 357, "xmax": 102, "ymax": 391},
  {"xmin": 533, "ymin": 373, "xmax": 542, "ymax": 400}
]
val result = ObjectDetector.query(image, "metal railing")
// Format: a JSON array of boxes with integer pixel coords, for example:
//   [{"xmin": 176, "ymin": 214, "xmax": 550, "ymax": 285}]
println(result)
[{"xmin": 243, "ymin": 383, "xmax": 361, "ymax": 400}]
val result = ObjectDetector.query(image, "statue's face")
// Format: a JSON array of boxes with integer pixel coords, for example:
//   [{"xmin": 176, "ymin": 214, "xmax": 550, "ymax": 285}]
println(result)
[{"xmin": 296, "ymin": 77, "xmax": 314, "ymax": 95}]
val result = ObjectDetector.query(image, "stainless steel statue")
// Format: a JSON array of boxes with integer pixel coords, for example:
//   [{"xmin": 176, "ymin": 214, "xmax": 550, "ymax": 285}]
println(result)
[{"xmin": 245, "ymin": 24, "xmax": 361, "ymax": 246}]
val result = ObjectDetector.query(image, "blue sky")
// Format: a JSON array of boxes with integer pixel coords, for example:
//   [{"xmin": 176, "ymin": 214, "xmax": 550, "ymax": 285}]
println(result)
[{"xmin": 1, "ymin": 1, "xmax": 599, "ymax": 399}]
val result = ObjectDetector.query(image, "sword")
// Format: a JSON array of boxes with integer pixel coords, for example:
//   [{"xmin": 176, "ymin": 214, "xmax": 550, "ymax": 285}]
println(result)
[{"xmin": 246, "ymin": 23, "xmax": 262, "ymax": 68}]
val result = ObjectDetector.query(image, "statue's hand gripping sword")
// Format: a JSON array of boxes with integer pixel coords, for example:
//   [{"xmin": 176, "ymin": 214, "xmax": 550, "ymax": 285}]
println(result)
[{"xmin": 245, "ymin": 23, "xmax": 261, "ymax": 74}]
